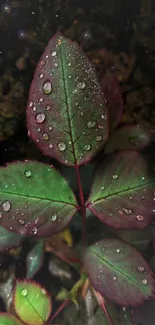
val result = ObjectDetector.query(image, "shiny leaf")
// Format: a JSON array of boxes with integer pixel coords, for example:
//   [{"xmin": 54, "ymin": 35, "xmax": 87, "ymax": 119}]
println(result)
[
  {"xmin": 27, "ymin": 33, "xmax": 109, "ymax": 167},
  {"xmin": 105, "ymin": 124, "xmax": 151, "ymax": 154},
  {"xmin": 0, "ymin": 313, "xmax": 24, "ymax": 325},
  {"xmin": 0, "ymin": 226, "xmax": 24, "ymax": 252},
  {"xmin": 26, "ymin": 240, "xmax": 44, "ymax": 278},
  {"xmin": 13, "ymin": 280, "xmax": 52, "ymax": 325},
  {"xmin": 84, "ymin": 238, "xmax": 155, "ymax": 306},
  {"xmin": 0, "ymin": 161, "xmax": 77, "ymax": 236},
  {"xmin": 87, "ymin": 151, "xmax": 155, "ymax": 228},
  {"xmin": 100, "ymin": 69, "xmax": 123, "ymax": 129}
]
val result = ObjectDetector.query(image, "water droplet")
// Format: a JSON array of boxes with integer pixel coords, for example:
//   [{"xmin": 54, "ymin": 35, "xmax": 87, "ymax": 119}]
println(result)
[
  {"xmin": 57, "ymin": 142, "xmax": 66, "ymax": 151},
  {"xmin": 101, "ymin": 114, "xmax": 107, "ymax": 119},
  {"xmin": 33, "ymin": 106, "xmax": 37, "ymax": 112},
  {"xmin": 101, "ymin": 186, "xmax": 105, "ymax": 190},
  {"xmin": 49, "ymin": 143, "xmax": 53, "ymax": 148},
  {"xmin": 135, "ymin": 215, "xmax": 144, "ymax": 221},
  {"xmin": 29, "ymin": 101, "xmax": 33, "ymax": 107},
  {"xmin": 77, "ymin": 82, "xmax": 86, "ymax": 89},
  {"xmin": 96, "ymin": 135, "xmax": 102, "ymax": 142},
  {"xmin": 32, "ymin": 227, "xmax": 38, "ymax": 235},
  {"xmin": 39, "ymin": 73, "xmax": 44, "ymax": 79},
  {"xmin": 19, "ymin": 219, "xmax": 25, "ymax": 225},
  {"xmin": 2, "ymin": 200, "xmax": 11, "ymax": 212},
  {"xmin": 112, "ymin": 175, "xmax": 118, "ymax": 179},
  {"xmin": 52, "ymin": 214, "xmax": 57, "ymax": 221},
  {"xmin": 42, "ymin": 133, "xmax": 49, "ymax": 141},
  {"xmin": 41, "ymin": 288, "xmax": 46, "ymax": 295},
  {"xmin": 48, "ymin": 126, "xmax": 53, "ymax": 131},
  {"xmin": 84, "ymin": 144, "xmax": 91, "ymax": 151},
  {"xmin": 51, "ymin": 50, "xmax": 56, "ymax": 57},
  {"xmin": 141, "ymin": 195, "xmax": 146, "ymax": 200},
  {"xmin": 39, "ymin": 97, "xmax": 43, "ymax": 102},
  {"xmin": 54, "ymin": 62, "xmax": 58, "ymax": 67},
  {"xmin": 43, "ymin": 80, "xmax": 52, "ymax": 95},
  {"xmin": 21, "ymin": 289, "xmax": 28, "ymax": 296},
  {"xmin": 128, "ymin": 196, "xmax": 133, "ymax": 200},
  {"xmin": 123, "ymin": 208, "xmax": 133, "ymax": 215},
  {"xmin": 46, "ymin": 104, "xmax": 51, "ymax": 111},
  {"xmin": 68, "ymin": 62, "xmax": 71, "ymax": 66},
  {"xmin": 0, "ymin": 213, "xmax": 2, "ymax": 219},
  {"xmin": 40, "ymin": 60, "xmax": 46, "ymax": 66},
  {"xmin": 87, "ymin": 121, "xmax": 96, "ymax": 128},
  {"xmin": 138, "ymin": 266, "xmax": 144, "ymax": 272},
  {"xmin": 35, "ymin": 113, "xmax": 45, "ymax": 124},
  {"xmin": 142, "ymin": 278, "xmax": 147, "ymax": 284},
  {"xmin": 24, "ymin": 170, "xmax": 32, "ymax": 178},
  {"xmin": 113, "ymin": 275, "xmax": 117, "ymax": 280},
  {"xmin": 116, "ymin": 248, "xmax": 120, "ymax": 253}
]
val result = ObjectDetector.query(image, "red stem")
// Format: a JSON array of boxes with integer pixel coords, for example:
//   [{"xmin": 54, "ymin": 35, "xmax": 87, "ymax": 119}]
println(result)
[
  {"xmin": 48, "ymin": 298, "xmax": 70, "ymax": 323},
  {"xmin": 75, "ymin": 165, "xmax": 87, "ymax": 247}
]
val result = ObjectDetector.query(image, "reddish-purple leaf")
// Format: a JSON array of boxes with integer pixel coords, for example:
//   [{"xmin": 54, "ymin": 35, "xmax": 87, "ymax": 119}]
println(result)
[
  {"xmin": 100, "ymin": 69, "xmax": 123, "ymax": 129},
  {"xmin": 26, "ymin": 33, "xmax": 109, "ymax": 167},
  {"xmin": 104, "ymin": 124, "xmax": 151, "ymax": 154},
  {"xmin": 0, "ymin": 161, "xmax": 77, "ymax": 236},
  {"xmin": 87, "ymin": 151, "xmax": 155, "ymax": 229},
  {"xmin": 84, "ymin": 238, "xmax": 155, "ymax": 306}
]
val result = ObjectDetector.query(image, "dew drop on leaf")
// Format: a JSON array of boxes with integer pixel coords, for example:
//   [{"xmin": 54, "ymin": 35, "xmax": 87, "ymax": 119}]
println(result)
[
  {"xmin": 135, "ymin": 215, "xmax": 144, "ymax": 221},
  {"xmin": 49, "ymin": 143, "xmax": 53, "ymax": 148},
  {"xmin": 112, "ymin": 174, "xmax": 118, "ymax": 179},
  {"xmin": 46, "ymin": 104, "xmax": 51, "ymax": 111},
  {"xmin": 29, "ymin": 101, "xmax": 33, "ymax": 107},
  {"xmin": 32, "ymin": 227, "xmax": 38, "ymax": 235},
  {"xmin": 24, "ymin": 170, "xmax": 32, "ymax": 178},
  {"xmin": 116, "ymin": 248, "xmax": 120, "ymax": 253},
  {"xmin": 52, "ymin": 214, "xmax": 57, "ymax": 221},
  {"xmin": 54, "ymin": 62, "xmax": 58, "ymax": 67},
  {"xmin": 77, "ymin": 82, "xmax": 86, "ymax": 89},
  {"xmin": 0, "ymin": 213, "xmax": 2, "ymax": 219},
  {"xmin": 123, "ymin": 208, "xmax": 133, "ymax": 215},
  {"xmin": 57, "ymin": 142, "xmax": 66, "ymax": 151},
  {"xmin": 21, "ymin": 289, "xmax": 28, "ymax": 297},
  {"xmin": 51, "ymin": 50, "xmax": 57, "ymax": 57},
  {"xmin": 39, "ymin": 73, "xmax": 44, "ymax": 79},
  {"xmin": 142, "ymin": 279, "xmax": 147, "ymax": 284},
  {"xmin": 35, "ymin": 113, "xmax": 46, "ymax": 124},
  {"xmin": 141, "ymin": 195, "xmax": 146, "ymax": 200},
  {"xmin": 113, "ymin": 275, "xmax": 117, "ymax": 280},
  {"xmin": 2, "ymin": 200, "xmax": 11, "ymax": 212},
  {"xmin": 42, "ymin": 133, "xmax": 49, "ymax": 141},
  {"xmin": 96, "ymin": 135, "xmax": 102, "ymax": 142},
  {"xmin": 138, "ymin": 266, "xmax": 145, "ymax": 272},
  {"xmin": 87, "ymin": 121, "xmax": 96, "ymax": 128},
  {"xmin": 84, "ymin": 144, "xmax": 91, "ymax": 151},
  {"xmin": 43, "ymin": 80, "xmax": 52, "ymax": 95}
]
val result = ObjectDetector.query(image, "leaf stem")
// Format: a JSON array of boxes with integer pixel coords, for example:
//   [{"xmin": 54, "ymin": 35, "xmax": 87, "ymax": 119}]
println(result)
[{"xmin": 75, "ymin": 166, "xmax": 87, "ymax": 247}]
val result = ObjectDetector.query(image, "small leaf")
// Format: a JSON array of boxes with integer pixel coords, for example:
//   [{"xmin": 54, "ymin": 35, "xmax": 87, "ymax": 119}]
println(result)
[
  {"xmin": 13, "ymin": 280, "xmax": 52, "ymax": 325},
  {"xmin": 26, "ymin": 32, "xmax": 109, "ymax": 167},
  {"xmin": 0, "ymin": 226, "xmax": 24, "ymax": 252},
  {"xmin": 95, "ymin": 303, "xmax": 121, "ymax": 325},
  {"xmin": 0, "ymin": 313, "xmax": 24, "ymax": 325},
  {"xmin": 0, "ymin": 161, "xmax": 77, "ymax": 236},
  {"xmin": 87, "ymin": 151, "xmax": 155, "ymax": 228},
  {"xmin": 84, "ymin": 238, "xmax": 155, "ymax": 306},
  {"xmin": 100, "ymin": 69, "xmax": 123, "ymax": 129},
  {"xmin": 26, "ymin": 240, "xmax": 44, "ymax": 278},
  {"xmin": 104, "ymin": 124, "xmax": 151, "ymax": 153}
]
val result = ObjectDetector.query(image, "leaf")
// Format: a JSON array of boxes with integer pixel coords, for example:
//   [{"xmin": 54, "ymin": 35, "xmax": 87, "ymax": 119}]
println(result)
[
  {"xmin": 0, "ymin": 161, "xmax": 77, "ymax": 236},
  {"xmin": 26, "ymin": 240, "xmax": 44, "ymax": 278},
  {"xmin": 84, "ymin": 238, "xmax": 155, "ymax": 306},
  {"xmin": 0, "ymin": 226, "xmax": 24, "ymax": 252},
  {"xmin": 120, "ymin": 307, "xmax": 134, "ymax": 325},
  {"xmin": 26, "ymin": 32, "xmax": 109, "ymax": 167},
  {"xmin": 0, "ymin": 313, "xmax": 24, "ymax": 325},
  {"xmin": 13, "ymin": 280, "xmax": 52, "ymax": 325},
  {"xmin": 104, "ymin": 124, "xmax": 151, "ymax": 154},
  {"xmin": 100, "ymin": 69, "xmax": 123, "ymax": 129},
  {"xmin": 95, "ymin": 303, "xmax": 121, "ymax": 325},
  {"xmin": 87, "ymin": 151, "xmax": 155, "ymax": 228}
]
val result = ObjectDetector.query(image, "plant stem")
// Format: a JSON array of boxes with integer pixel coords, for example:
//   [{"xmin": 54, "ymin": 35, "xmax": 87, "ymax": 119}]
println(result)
[
  {"xmin": 75, "ymin": 165, "xmax": 87, "ymax": 247},
  {"xmin": 48, "ymin": 298, "xmax": 70, "ymax": 323}
]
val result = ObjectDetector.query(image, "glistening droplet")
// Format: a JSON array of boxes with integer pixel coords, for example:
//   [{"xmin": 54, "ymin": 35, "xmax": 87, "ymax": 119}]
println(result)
[
  {"xmin": 51, "ymin": 50, "xmax": 57, "ymax": 57},
  {"xmin": 112, "ymin": 175, "xmax": 118, "ymax": 179},
  {"xmin": 2, "ymin": 200, "xmax": 11, "ymax": 212},
  {"xmin": 52, "ymin": 214, "xmax": 57, "ymax": 221},
  {"xmin": 43, "ymin": 80, "xmax": 52, "ymax": 95},
  {"xmin": 35, "ymin": 113, "xmax": 45, "ymax": 124},
  {"xmin": 42, "ymin": 133, "xmax": 49, "ymax": 141},
  {"xmin": 135, "ymin": 215, "xmax": 144, "ymax": 221},
  {"xmin": 138, "ymin": 266, "xmax": 144, "ymax": 272},
  {"xmin": 123, "ymin": 208, "xmax": 133, "ymax": 215},
  {"xmin": 57, "ymin": 142, "xmax": 66, "ymax": 151},
  {"xmin": 24, "ymin": 170, "xmax": 32, "ymax": 178},
  {"xmin": 84, "ymin": 144, "xmax": 91, "ymax": 151},
  {"xmin": 87, "ymin": 121, "xmax": 96, "ymax": 128},
  {"xmin": 77, "ymin": 82, "xmax": 86, "ymax": 89},
  {"xmin": 21, "ymin": 289, "xmax": 28, "ymax": 296}
]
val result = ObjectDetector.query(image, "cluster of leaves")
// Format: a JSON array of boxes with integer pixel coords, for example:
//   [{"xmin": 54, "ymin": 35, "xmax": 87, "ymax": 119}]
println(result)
[{"xmin": 0, "ymin": 32, "xmax": 155, "ymax": 324}]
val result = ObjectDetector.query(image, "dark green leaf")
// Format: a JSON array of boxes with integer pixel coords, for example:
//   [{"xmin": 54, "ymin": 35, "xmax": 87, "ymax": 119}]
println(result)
[
  {"xmin": 104, "ymin": 124, "xmax": 151, "ymax": 154},
  {"xmin": 0, "ymin": 161, "xmax": 77, "ymax": 236},
  {"xmin": 26, "ymin": 33, "xmax": 109, "ymax": 167},
  {"xmin": 95, "ymin": 302, "xmax": 121, "ymax": 325},
  {"xmin": 26, "ymin": 240, "xmax": 44, "ymax": 278},
  {"xmin": 87, "ymin": 151, "xmax": 155, "ymax": 228},
  {"xmin": 0, "ymin": 226, "xmax": 24, "ymax": 251},
  {"xmin": 84, "ymin": 238, "xmax": 155, "ymax": 306}
]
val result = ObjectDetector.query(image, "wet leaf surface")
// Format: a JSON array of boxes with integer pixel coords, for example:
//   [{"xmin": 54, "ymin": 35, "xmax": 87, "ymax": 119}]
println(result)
[
  {"xmin": 87, "ymin": 151, "xmax": 155, "ymax": 228},
  {"xmin": 26, "ymin": 240, "xmax": 44, "ymax": 278},
  {"xmin": 84, "ymin": 238, "xmax": 155, "ymax": 306},
  {"xmin": 0, "ymin": 161, "xmax": 77, "ymax": 236},
  {"xmin": 27, "ymin": 33, "xmax": 109, "ymax": 167}
]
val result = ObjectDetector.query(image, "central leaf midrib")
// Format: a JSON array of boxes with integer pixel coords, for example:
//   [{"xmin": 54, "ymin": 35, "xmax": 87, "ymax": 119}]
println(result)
[
  {"xmin": 0, "ymin": 190, "xmax": 76, "ymax": 206},
  {"xmin": 91, "ymin": 248, "xmax": 149, "ymax": 293},
  {"xmin": 60, "ymin": 45, "xmax": 77, "ymax": 166}
]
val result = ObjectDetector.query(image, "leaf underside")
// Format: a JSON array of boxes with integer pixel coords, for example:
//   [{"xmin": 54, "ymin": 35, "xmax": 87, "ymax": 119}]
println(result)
[
  {"xmin": 84, "ymin": 238, "xmax": 155, "ymax": 306},
  {"xmin": 87, "ymin": 151, "xmax": 155, "ymax": 228},
  {"xmin": 14, "ymin": 280, "xmax": 52, "ymax": 325},
  {"xmin": 26, "ymin": 32, "xmax": 109, "ymax": 167},
  {"xmin": 0, "ymin": 313, "xmax": 24, "ymax": 325},
  {"xmin": 0, "ymin": 161, "xmax": 77, "ymax": 236}
]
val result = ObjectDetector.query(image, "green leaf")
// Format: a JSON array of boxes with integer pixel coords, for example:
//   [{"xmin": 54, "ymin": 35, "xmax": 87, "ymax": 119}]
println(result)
[
  {"xmin": 0, "ymin": 313, "xmax": 24, "ymax": 325},
  {"xmin": 26, "ymin": 240, "xmax": 44, "ymax": 278},
  {"xmin": 84, "ymin": 238, "xmax": 155, "ymax": 306},
  {"xmin": 0, "ymin": 161, "xmax": 77, "ymax": 236},
  {"xmin": 26, "ymin": 32, "xmax": 109, "ymax": 167},
  {"xmin": 95, "ymin": 303, "xmax": 121, "ymax": 325},
  {"xmin": 0, "ymin": 226, "xmax": 24, "ymax": 251},
  {"xmin": 104, "ymin": 124, "xmax": 151, "ymax": 154},
  {"xmin": 13, "ymin": 280, "xmax": 52, "ymax": 325},
  {"xmin": 87, "ymin": 151, "xmax": 155, "ymax": 228}
]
